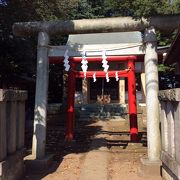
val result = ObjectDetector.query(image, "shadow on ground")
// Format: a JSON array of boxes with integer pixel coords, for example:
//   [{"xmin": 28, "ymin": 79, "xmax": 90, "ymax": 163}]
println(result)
[{"xmin": 24, "ymin": 116, "xmax": 147, "ymax": 179}]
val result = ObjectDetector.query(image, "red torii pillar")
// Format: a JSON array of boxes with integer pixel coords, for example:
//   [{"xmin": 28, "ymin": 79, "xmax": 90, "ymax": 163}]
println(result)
[
  {"xmin": 127, "ymin": 60, "xmax": 138, "ymax": 142},
  {"xmin": 65, "ymin": 62, "xmax": 76, "ymax": 141},
  {"xmin": 49, "ymin": 56, "xmax": 138, "ymax": 142}
]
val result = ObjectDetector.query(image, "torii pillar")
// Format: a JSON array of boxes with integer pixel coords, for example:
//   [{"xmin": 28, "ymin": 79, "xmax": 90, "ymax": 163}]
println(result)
[
  {"xmin": 32, "ymin": 32, "xmax": 50, "ymax": 159},
  {"xmin": 144, "ymin": 27, "xmax": 161, "ymax": 162}
]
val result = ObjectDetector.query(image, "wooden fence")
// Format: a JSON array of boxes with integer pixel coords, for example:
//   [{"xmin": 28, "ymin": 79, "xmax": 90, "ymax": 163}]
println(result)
[{"xmin": 159, "ymin": 88, "xmax": 180, "ymax": 179}]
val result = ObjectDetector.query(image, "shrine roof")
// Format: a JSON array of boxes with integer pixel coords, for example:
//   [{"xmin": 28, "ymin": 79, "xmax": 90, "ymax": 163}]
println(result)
[
  {"xmin": 67, "ymin": 32, "xmax": 143, "ymax": 45},
  {"xmin": 164, "ymin": 30, "xmax": 180, "ymax": 65},
  {"xmin": 48, "ymin": 32, "xmax": 168, "ymax": 57}
]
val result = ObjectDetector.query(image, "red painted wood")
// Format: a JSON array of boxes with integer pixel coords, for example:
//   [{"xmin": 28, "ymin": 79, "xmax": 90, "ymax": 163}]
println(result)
[
  {"xmin": 49, "ymin": 55, "xmax": 137, "ymax": 63},
  {"xmin": 127, "ymin": 60, "xmax": 138, "ymax": 142},
  {"xmin": 61, "ymin": 55, "xmax": 139, "ymax": 142},
  {"xmin": 75, "ymin": 70, "xmax": 128, "ymax": 78},
  {"xmin": 65, "ymin": 62, "xmax": 76, "ymax": 141}
]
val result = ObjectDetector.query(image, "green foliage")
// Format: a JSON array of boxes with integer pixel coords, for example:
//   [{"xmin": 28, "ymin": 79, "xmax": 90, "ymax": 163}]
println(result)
[
  {"xmin": 1, "ymin": 0, "xmax": 180, "ymax": 89},
  {"xmin": 158, "ymin": 64, "xmax": 175, "ymax": 72}
]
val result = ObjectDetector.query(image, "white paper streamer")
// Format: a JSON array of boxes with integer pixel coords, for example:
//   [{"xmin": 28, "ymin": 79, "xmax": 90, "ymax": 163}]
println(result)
[
  {"xmin": 63, "ymin": 49, "xmax": 70, "ymax": 71},
  {"xmin": 106, "ymin": 72, "xmax": 110, "ymax": 82},
  {"xmin": 93, "ymin": 72, "xmax": 96, "ymax": 82},
  {"xmin": 81, "ymin": 50, "xmax": 88, "ymax": 78},
  {"xmin": 115, "ymin": 71, "xmax": 119, "ymax": 81},
  {"xmin": 102, "ymin": 50, "xmax": 109, "ymax": 72}
]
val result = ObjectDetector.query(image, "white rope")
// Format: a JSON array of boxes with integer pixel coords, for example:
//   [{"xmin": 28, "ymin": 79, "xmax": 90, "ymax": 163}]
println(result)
[
  {"xmin": 102, "ymin": 50, "xmax": 110, "ymax": 82},
  {"xmin": 81, "ymin": 50, "xmax": 88, "ymax": 78},
  {"xmin": 106, "ymin": 72, "xmax": 110, "ymax": 82},
  {"xmin": 102, "ymin": 50, "xmax": 109, "ymax": 72},
  {"xmin": 115, "ymin": 71, "xmax": 119, "ymax": 81},
  {"xmin": 93, "ymin": 72, "xmax": 96, "ymax": 82},
  {"xmin": 63, "ymin": 49, "xmax": 70, "ymax": 71}
]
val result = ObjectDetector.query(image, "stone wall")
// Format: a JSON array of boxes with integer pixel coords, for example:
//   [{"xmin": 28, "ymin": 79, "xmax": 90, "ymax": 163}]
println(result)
[
  {"xmin": 159, "ymin": 88, "xmax": 180, "ymax": 180},
  {"xmin": 0, "ymin": 89, "xmax": 27, "ymax": 180}
]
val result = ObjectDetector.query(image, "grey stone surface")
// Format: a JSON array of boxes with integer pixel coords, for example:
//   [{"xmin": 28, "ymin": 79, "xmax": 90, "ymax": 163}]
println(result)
[
  {"xmin": 166, "ymin": 102, "xmax": 175, "ymax": 158},
  {"xmin": 32, "ymin": 31, "xmax": 50, "ymax": 159},
  {"xmin": 160, "ymin": 101, "xmax": 168, "ymax": 152},
  {"xmin": 16, "ymin": 102, "xmax": 25, "ymax": 150},
  {"xmin": 161, "ymin": 150, "xmax": 180, "ymax": 179},
  {"xmin": 0, "ymin": 89, "xmax": 27, "ymax": 179},
  {"xmin": 140, "ymin": 157, "xmax": 162, "ymax": 177},
  {"xmin": 141, "ymin": 157, "xmax": 161, "ymax": 166},
  {"xmin": 162, "ymin": 165, "xmax": 178, "ymax": 180},
  {"xmin": 159, "ymin": 88, "xmax": 180, "ymax": 102},
  {"xmin": 144, "ymin": 27, "xmax": 161, "ymax": 161},
  {"xmin": 7, "ymin": 102, "xmax": 17, "ymax": 154},
  {"xmin": 0, "ymin": 149, "xmax": 25, "ymax": 180},
  {"xmin": 25, "ymin": 154, "xmax": 54, "ymax": 174},
  {"xmin": 0, "ymin": 102, "xmax": 7, "ymax": 161},
  {"xmin": 0, "ymin": 89, "xmax": 27, "ymax": 102},
  {"xmin": 174, "ymin": 103, "xmax": 180, "ymax": 164},
  {"xmin": 13, "ymin": 15, "xmax": 180, "ymax": 38}
]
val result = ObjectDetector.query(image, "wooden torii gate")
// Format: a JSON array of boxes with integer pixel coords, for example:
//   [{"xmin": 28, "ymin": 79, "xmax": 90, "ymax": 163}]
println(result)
[
  {"xmin": 13, "ymin": 14, "xmax": 180, "ymax": 164},
  {"xmin": 49, "ymin": 55, "xmax": 139, "ymax": 142}
]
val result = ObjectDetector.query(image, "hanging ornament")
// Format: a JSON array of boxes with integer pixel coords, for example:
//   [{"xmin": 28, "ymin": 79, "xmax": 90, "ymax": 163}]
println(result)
[
  {"xmin": 115, "ymin": 71, "xmax": 119, "ymax": 81},
  {"xmin": 81, "ymin": 50, "xmax": 88, "ymax": 78},
  {"xmin": 63, "ymin": 49, "xmax": 70, "ymax": 71},
  {"xmin": 93, "ymin": 72, "xmax": 96, "ymax": 82},
  {"xmin": 102, "ymin": 50, "xmax": 109, "ymax": 72},
  {"xmin": 106, "ymin": 72, "xmax": 110, "ymax": 82}
]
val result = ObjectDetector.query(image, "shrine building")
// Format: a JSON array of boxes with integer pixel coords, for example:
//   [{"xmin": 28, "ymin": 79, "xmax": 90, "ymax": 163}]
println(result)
[{"xmin": 49, "ymin": 31, "xmax": 166, "ymax": 105}]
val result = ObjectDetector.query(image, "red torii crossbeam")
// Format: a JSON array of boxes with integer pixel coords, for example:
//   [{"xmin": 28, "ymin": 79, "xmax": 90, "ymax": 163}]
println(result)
[
  {"xmin": 75, "ymin": 70, "xmax": 129, "ymax": 78},
  {"xmin": 49, "ymin": 55, "xmax": 138, "ymax": 142}
]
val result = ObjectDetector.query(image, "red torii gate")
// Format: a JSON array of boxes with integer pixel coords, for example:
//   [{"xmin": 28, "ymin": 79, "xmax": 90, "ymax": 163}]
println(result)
[{"xmin": 49, "ymin": 55, "xmax": 139, "ymax": 142}]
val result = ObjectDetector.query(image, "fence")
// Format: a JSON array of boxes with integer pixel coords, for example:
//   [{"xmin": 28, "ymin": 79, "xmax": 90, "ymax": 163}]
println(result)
[
  {"xmin": 0, "ymin": 89, "xmax": 27, "ymax": 180},
  {"xmin": 159, "ymin": 88, "xmax": 180, "ymax": 179}
]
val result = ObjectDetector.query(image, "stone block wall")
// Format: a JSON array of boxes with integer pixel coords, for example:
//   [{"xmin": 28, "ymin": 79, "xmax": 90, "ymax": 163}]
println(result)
[
  {"xmin": 0, "ymin": 89, "xmax": 27, "ymax": 180},
  {"xmin": 159, "ymin": 88, "xmax": 180, "ymax": 180}
]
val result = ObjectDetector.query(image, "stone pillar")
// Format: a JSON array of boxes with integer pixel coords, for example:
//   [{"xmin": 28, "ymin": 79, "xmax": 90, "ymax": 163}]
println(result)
[
  {"xmin": 0, "ymin": 89, "xmax": 27, "ymax": 180},
  {"xmin": 144, "ymin": 27, "xmax": 161, "ymax": 162},
  {"xmin": 0, "ymin": 102, "xmax": 6, "ymax": 161},
  {"xmin": 32, "ymin": 32, "xmax": 50, "ymax": 159},
  {"xmin": 82, "ymin": 79, "xmax": 88, "ymax": 104},
  {"xmin": 119, "ymin": 78, "xmax": 125, "ymax": 104},
  {"xmin": 16, "ymin": 101, "xmax": 25, "ymax": 149},
  {"xmin": 7, "ymin": 101, "xmax": 17, "ymax": 154}
]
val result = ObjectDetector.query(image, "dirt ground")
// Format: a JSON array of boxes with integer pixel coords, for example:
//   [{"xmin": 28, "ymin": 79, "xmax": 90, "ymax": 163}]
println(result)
[{"xmin": 24, "ymin": 118, "xmax": 162, "ymax": 180}]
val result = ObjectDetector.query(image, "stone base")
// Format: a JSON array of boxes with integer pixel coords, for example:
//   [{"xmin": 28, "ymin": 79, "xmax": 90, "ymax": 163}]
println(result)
[
  {"xmin": 0, "ymin": 149, "xmax": 25, "ymax": 180},
  {"xmin": 161, "ymin": 151, "xmax": 180, "ymax": 179},
  {"xmin": 141, "ymin": 157, "xmax": 162, "ymax": 165},
  {"xmin": 25, "ymin": 154, "xmax": 54, "ymax": 174},
  {"xmin": 126, "ymin": 143, "xmax": 143, "ymax": 150},
  {"xmin": 161, "ymin": 165, "xmax": 176, "ymax": 180},
  {"xmin": 139, "ymin": 158, "xmax": 162, "ymax": 177}
]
